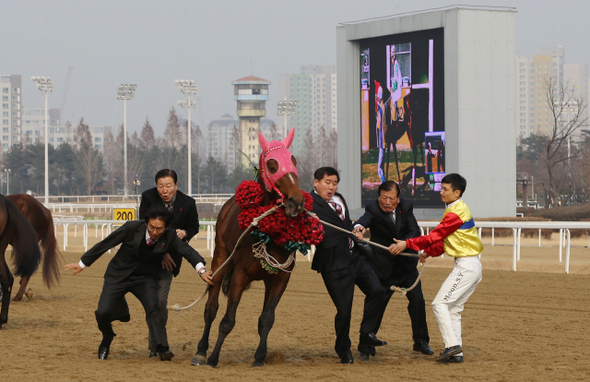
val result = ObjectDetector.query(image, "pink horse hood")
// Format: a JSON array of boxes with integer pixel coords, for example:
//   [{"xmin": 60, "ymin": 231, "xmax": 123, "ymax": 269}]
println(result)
[{"xmin": 258, "ymin": 128, "xmax": 297, "ymax": 193}]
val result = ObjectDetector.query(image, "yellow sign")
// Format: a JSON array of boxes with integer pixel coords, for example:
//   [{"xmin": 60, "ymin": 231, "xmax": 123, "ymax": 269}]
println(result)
[{"xmin": 113, "ymin": 208, "xmax": 135, "ymax": 221}]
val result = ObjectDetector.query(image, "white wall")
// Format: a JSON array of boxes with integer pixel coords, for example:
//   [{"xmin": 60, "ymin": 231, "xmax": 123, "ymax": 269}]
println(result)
[{"xmin": 337, "ymin": 5, "xmax": 516, "ymax": 219}]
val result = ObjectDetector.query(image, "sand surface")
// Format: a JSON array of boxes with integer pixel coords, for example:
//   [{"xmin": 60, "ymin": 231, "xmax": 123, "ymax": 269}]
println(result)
[{"xmin": 1, "ymin": 234, "xmax": 589, "ymax": 381}]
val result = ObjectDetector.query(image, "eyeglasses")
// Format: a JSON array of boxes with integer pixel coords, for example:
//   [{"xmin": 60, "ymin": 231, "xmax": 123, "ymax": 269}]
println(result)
[{"xmin": 147, "ymin": 224, "xmax": 166, "ymax": 233}]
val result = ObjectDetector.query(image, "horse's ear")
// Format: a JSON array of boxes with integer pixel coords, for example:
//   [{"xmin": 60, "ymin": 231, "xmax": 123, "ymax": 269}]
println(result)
[
  {"xmin": 282, "ymin": 128, "xmax": 295, "ymax": 148},
  {"xmin": 259, "ymin": 131, "xmax": 269, "ymax": 151}
]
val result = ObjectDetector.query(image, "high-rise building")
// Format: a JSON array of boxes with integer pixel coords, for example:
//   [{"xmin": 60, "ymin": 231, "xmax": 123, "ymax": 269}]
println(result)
[
  {"xmin": 1, "ymin": 74, "xmax": 22, "ymax": 151},
  {"xmin": 516, "ymin": 47, "xmax": 564, "ymax": 138},
  {"xmin": 232, "ymin": 75, "xmax": 270, "ymax": 168},
  {"xmin": 277, "ymin": 65, "xmax": 337, "ymax": 155}
]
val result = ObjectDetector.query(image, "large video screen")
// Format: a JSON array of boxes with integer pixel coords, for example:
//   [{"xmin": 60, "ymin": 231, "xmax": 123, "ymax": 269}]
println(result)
[{"xmin": 359, "ymin": 28, "xmax": 445, "ymax": 208}]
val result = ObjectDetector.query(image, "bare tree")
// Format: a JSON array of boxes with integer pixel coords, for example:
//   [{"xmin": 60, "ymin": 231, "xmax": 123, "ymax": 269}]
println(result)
[
  {"xmin": 139, "ymin": 117, "xmax": 156, "ymax": 149},
  {"xmin": 542, "ymin": 78, "xmax": 588, "ymax": 207},
  {"xmin": 73, "ymin": 118, "xmax": 104, "ymax": 195},
  {"xmin": 162, "ymin": 108, "xmax": 181, "ymax": 148}
]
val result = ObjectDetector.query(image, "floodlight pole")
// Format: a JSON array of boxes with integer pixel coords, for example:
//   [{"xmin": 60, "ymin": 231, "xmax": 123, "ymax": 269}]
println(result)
[
  {"xmin": 175, "ymin": 80, "xmax": 198, "ymax": 196},
  {"xmin": 117, "ymin": 84, "xmax": 137, "ymax": 199},
  {"xmin": 31, "ymin": 76, "xmax": 54, "ymax": 204}
]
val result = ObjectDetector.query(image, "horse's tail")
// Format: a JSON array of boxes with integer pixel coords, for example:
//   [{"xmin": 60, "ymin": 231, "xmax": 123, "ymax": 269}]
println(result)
[
  {"xmin": 39, "ymin": 215, "xmax": 61, "ymax": 289},
  {"xmin": 3, "ymin": 197, "xmax": 41, "ymax": 278}
]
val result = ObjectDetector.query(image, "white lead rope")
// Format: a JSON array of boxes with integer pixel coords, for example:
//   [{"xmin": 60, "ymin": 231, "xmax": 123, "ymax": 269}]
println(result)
[{"xmin": 305, "ymin": 211, "xmax": 421, "ymax": 258}]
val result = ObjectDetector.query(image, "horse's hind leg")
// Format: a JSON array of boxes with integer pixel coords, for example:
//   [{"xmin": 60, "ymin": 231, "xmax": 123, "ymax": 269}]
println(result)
[
  {"xmin": 206, "ymin": 270, "xmax": 250, "ymax": 368},
  {"xmin": 253, "ymin": 275, "xmax": 291, "ymax": 367},
  {"xmin": 0, "ymin": 245, "xmax": 14, "ymax": 327},
  {"xmin": 12, "ymin": 275, "xmax": 30, "ymax": 301}
]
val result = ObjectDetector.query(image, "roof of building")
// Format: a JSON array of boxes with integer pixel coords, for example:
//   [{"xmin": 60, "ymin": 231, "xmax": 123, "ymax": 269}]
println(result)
[{"xmin": 232, "ymin": 75, "xmax": 271, "ymax": 84}]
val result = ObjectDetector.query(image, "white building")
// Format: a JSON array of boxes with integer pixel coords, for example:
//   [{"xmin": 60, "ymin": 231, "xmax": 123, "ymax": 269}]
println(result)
[
  {"xmin": 277, "ymin": 65, "xmax": 337, "ymax": 155},
  {"xmin": 1, "ymin": 74, "xmax": 22, "ymax": 150}
]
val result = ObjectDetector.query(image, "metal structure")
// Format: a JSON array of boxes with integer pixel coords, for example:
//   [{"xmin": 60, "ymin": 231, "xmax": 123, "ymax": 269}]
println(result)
[
  {"xmin": 31, "ymin": 76, "xmax": 54, "ymax": 204},
  {"xmin": 174, "ymin": 79, "xmax": 198, "ymax": 195},
  {"xmin": 117, "ymin": 84, "xmax": 137, "ymax": 199},
  {"xmin": 3, "ymin": 168, "xmax": 10, "ymax": 194},
  {"xmin": 277, "ymin": 98, "xmax": 297, "ymax": 138}
]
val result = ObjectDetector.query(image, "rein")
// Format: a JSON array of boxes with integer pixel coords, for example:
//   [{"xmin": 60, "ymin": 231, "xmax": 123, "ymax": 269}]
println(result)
[{"xmin": 167, "ymin": 203, "xmax": 285, "ymax": 312}]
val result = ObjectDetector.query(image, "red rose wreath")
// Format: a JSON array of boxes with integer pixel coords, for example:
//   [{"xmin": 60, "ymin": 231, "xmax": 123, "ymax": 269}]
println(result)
[{"xmin": 235, "ymin": 180, "xmax": 324, "ymax": 253}]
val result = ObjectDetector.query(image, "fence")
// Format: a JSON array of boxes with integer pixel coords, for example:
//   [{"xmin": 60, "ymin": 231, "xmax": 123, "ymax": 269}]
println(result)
[{"xmin": 53, "ymin": 219, "xmax": 590, "ymax": 274}]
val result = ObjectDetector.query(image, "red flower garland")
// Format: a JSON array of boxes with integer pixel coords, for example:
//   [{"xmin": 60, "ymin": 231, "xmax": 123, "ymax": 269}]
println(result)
[{"xmin": 236, "ymin": 180, "xmax": 324, "ymax": 248}]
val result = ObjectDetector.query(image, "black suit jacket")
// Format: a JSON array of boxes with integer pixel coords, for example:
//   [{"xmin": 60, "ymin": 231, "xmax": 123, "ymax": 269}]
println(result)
[
  {"xmin": 81, "ymin": 220, "xmax": 205, "ymax": 284},
  {"xmin": 356, "ymin": 199, "xmax": 420, "ymax": 281},
  {"xmin": 139, "ymin": 188, "xmax": 200, "ymax": 276},
  {"xmin": 311, "ymin": 191, "xmax": 358, "ymax": 273}
]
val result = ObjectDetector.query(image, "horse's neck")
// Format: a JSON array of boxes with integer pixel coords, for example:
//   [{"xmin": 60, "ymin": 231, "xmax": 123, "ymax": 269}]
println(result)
[{"xmin": 257, "ymin": 177, "xmax": 279, "ymax": 206}]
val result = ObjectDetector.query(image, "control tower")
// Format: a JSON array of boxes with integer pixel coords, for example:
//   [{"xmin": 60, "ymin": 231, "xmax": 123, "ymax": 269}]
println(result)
[{"xmin": 232, "ymin": 75, "xmax": 271, "ymax": 167}]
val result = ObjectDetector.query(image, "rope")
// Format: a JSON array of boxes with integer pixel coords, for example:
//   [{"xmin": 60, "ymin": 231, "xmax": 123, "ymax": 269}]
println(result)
[
  {"xmin": 168, "ymin": 203, "xmax": 284, "ymax": 312},
  {"xmin": 389, "ymin": 262, "xmax": 424, "ymax": 296},
  {"xmin": 253, "ymin": 241, "xmax": 296, "ymax": 273},
  {"xmin": 305, "ymin": 210, "xmax": 426, "ymax": 295},
  {"xmin": 305, "ymin": 211, "xmax": 420, "ymax": 258}
]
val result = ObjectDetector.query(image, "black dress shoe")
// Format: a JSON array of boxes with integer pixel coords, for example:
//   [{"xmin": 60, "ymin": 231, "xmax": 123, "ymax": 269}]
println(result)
[
  {"xmin": 358, "ymin": 351, "xmax": 371, "ymax": 361},
  {"xmin": 435, "ymin": 345, "xmax": 462, "ymax": 362},
  {"xmin": 340, "ymin": 351, "xmax": 354, "ymax": 364},
  {"xmin": 98, "ymin": 345, "xmax": 109, "ymax": 360},
  {"xmin": 413, "ymin": 341, "xmax": 434, "ymax": 355},
  {"xmin": 359, "ymin": 332, "xmax": 388, "ymax": 347},
  {"xmin": 149, "ymin": 350, "xmax": 159, "ymax": 358},
  {"xmin": 445, "ymin": 355, "xmax": 464, "ymax": 363},
  {"xmin": 159, "ymin": 350, "xmax": 174, "ymax": 361}
]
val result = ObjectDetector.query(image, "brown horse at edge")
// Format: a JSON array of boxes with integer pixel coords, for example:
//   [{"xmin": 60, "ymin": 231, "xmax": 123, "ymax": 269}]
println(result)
[{"xmin": 7, "ymin": 194, "xmax": 61, "ymax": 301}]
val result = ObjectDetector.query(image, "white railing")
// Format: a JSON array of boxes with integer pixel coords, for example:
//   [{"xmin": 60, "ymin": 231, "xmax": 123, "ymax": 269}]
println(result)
[
  {"xmin": 53, "ymin": 218, "xmax": 590, "ymax": 274},
  {"xmin": 53, "ymin": 219, "xmax": 217, "ymax": 258},
  {"xmin": 37, "ymin": 193, "xmax": 233, "ymax": 204},
  {"xmin": 419, "ymin": 220, "xmax": 590, "ymax": 274}
]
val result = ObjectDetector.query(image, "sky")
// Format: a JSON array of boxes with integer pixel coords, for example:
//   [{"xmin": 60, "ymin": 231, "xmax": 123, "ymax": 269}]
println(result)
[{"xmin": 1, "ymin": 0, "xmax": 589, "ymax": 136}]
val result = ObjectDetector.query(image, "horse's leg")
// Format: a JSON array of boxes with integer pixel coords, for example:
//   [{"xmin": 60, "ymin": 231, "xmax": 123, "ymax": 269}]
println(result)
[
  {"xmin": 253, "ymin": 274, "xmax": 291, "ymax": 367},
  {"xmin": 0, "ymin": 243, "xmax": 14, "ymax": 327},
  {"xmin": 12, "ymin": 276, "xmax": 30, "ymax": 302},
  {"xmin": 192, "ymin": 276, "xmax": 224, "ymax": 365},
  {"xmin": 206, "ymin": 269, "xmax": 251, "ymax": 367}
]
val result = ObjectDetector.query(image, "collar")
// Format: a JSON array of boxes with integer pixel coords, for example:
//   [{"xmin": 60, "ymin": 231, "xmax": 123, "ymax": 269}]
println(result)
[{"xmin": 446, "ymin": 198, "xmax": 462, "ymax": 209}]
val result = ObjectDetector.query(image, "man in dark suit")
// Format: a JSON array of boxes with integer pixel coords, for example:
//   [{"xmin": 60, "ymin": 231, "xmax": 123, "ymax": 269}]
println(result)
[
  {"xmin": 65, "ymin": 208, "xmax": 213, "ymax": 361},
  {"xmin": 353, "ymin": 181, "xmax": 433, "ymax": 360},
  {"xmin": 311, "ymin": 166, "xmax": 385, "ymax": 364},
  {"xmin": 139, "ymin": 169, "xmax": 200, "ymax": 357}
]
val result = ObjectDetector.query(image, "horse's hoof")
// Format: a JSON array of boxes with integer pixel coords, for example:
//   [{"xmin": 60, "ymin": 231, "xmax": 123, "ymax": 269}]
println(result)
[
  {"xmin": 190, "ymin": 353, "xmax": 207, "ymax": 366},
  {"xmin": 252, "ymin": 361, "xmax": 265, "ymax": 367},
  {"xmin": 25, "ymin": 288, "xmax": 33, "ymax": 300}
]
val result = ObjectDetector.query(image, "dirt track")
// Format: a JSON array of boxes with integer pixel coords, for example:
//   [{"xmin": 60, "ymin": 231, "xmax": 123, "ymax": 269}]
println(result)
[{"xmin": 1, "ymin": 237, "xmax": 590, "ymax": 381}]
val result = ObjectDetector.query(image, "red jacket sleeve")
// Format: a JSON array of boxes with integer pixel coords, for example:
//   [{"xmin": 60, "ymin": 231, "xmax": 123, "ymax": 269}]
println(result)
[{"xmin": 406, "ymin": 212, "xmax": 464, "ymax": 256}]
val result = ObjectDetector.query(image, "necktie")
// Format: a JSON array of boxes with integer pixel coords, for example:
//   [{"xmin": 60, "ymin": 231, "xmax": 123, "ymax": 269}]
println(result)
[
  {"xmin": 390, "ymin": 212, "xmax": 396, "ymax": 224},
  {"xmin": 164, "ymin": 202, "xmax": 173, "ymax": 212},
  {"xmin": 329, "ymin": 199, "xmax": 344, "ymax": 221},
  {"xmin": 147, "ymin": 237, "xmax": 156, "ymax": 246},
  {"xmin": 329, "ymin": 199, "xmax": 353, "ymax": 250}
]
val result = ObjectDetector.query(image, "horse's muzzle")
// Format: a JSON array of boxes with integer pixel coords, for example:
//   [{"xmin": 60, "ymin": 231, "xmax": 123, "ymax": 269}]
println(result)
[{"xmin": 284, "ymin": 197, "xmax": 304, "ymax": 218}]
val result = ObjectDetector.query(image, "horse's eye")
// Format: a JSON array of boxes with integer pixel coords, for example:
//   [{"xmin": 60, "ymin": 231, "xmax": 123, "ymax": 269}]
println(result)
[
  {"xmin": 267, "ymin": 159, "xmax": 278, "ymax": 174},
  {"xmin": 291, "ymin": 155, "xmax": 297, "ymax": 167}
]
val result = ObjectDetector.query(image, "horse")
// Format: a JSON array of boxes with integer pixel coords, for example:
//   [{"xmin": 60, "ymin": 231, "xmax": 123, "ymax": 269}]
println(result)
[
  {"xmin": 0, "ymin": 195, "xmax": 42, "ymax": 327},
  {"xmin": 191, "ymin": 128, "xmax": 305, "ymax": 367},
  {"xmin": 384, "ymin": 88, "xmax": 429, "ymax": 194},
  {"xmin": 6, "ymin": 194, "xmax": 61, "ymax": 301}
]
